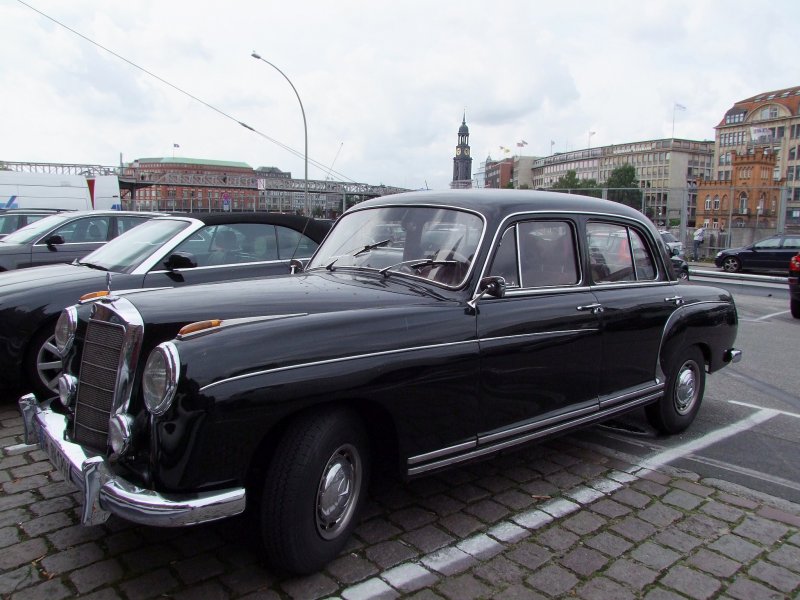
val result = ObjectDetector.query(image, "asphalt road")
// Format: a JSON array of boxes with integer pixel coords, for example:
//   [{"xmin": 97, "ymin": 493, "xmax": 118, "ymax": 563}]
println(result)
[{"xmin": 579, "ymin": 268, "xmax": 800, "ymax": 503}]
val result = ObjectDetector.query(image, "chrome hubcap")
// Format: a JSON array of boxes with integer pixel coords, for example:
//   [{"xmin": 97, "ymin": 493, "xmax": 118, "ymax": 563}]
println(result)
[
  {"xmin": 316, "ymin": 444, "xmax": 360, "ymax": 540},
  {"xmin": 674, "ymin": 362, "xmax": 698, "ymax": 415},
  {"xmin": 36, "ymin": 333, "xmax": 62, "ymax": 392}
]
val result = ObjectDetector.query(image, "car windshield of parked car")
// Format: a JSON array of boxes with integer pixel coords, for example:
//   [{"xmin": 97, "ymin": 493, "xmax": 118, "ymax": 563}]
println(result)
[
  {"xmin": 307, "ymin": 206, "xmax": 483, "ymax": 286},
  {"xmin": 76, "ymin": 219, "xmax": 191, "ymax": 272},
  {"xmin": 0, "ymin": 213, "xmax": 73, "ymax": 244}
]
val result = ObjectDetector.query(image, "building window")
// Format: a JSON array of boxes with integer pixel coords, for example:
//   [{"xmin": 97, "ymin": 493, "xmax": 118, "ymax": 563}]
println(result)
[
  {"xmin": 713, "ymin": 195, "xmax": 720, "ymax": 211},
  {"xmin": 739, "ymin": 192, "xmax": 748, "ymax": 214},
  {"xmin": 705, "ymin": 195, "xmax": 712, "ymax": 210}
]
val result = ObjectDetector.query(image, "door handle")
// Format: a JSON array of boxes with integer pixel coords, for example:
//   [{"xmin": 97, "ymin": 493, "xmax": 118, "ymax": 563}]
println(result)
[
  {"xmin": 577, "ymin": 303, "xmax": 604, "ymax": 314},
  {"xmin": 664, "ymin": 295, "xmax": 684, "ymax": 306}
]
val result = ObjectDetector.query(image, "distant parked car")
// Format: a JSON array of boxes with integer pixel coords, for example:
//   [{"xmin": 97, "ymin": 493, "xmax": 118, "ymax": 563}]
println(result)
[
  {"xmin": 671, "ymin": 255, "xmax": 689, "ymax": 281},
  {"xmin": 0, "ymin": 208, "xmax": 63, "ymax": 239},
  {"xmin": 714, "ymin": 233, "xmax": 800, "ymax": 273},
  {"xmin": 0, "ymin": 211, "xmax": 331, "ymax": 398},
  {"xmin": 0, "ymin": 210, "xmax": 163, "ymax": 271},
  {"xmin": 659, "ymin": 230, "xmax": 683, "ymax": 256},
  {"xmin": 789, "ymin": 253, "xmax": 800, "ymax": 318}
]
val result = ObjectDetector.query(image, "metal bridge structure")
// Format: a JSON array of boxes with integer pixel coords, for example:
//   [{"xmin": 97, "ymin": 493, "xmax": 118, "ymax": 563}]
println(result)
[{"xmin": 0, "ymin": 160, "xmax": 409, "ymax": 200}]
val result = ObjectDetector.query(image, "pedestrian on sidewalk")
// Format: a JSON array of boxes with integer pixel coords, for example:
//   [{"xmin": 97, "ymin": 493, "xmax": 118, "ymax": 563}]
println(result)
[{"xmin": 693, "ymin": 225, "xmax": 706, "ymax": 260}]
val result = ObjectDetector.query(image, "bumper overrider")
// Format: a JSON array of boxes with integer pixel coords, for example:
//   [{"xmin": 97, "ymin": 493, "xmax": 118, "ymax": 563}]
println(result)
[{"xmin": 18, "ymin": 394, "xmax": 246, "ymax": 528}]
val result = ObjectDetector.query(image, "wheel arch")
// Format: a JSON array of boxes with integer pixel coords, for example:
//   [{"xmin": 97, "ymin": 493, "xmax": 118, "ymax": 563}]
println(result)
[{"xmin": 244, "ymin": 397, "xmax": 401, "ymax": 494}]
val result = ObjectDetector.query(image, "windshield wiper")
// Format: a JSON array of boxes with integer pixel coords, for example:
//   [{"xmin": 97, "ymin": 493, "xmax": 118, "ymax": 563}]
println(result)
[
  {"xmin": 353, "ymin": 239, "xmax": 391, "ymax": 257},
  {"xmin": 75, "ymin": 260, "xmax": 109, "ymax": 271},
  {"xmin": 379, "ymin": 258, "xmax": 456, "ymax": 277},
  {"xmin": 325, "ymin": 239, "xmax": 393, "ymax": 271}
]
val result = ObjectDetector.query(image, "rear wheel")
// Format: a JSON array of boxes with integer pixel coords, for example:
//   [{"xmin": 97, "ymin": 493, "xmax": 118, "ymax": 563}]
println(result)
[
  {"xmin": 24, "ymin": 325, "xmax": 61, "ymax": 399},
  {"xmin": 646, "ymin": 346, "xmax": 706, "ymax": 434},
  {"xmin": 259, "ymin": 408, "xmax": 370, "ymax": 574},
  {"xmin": 721, "ymin": 256, "xmax": 742, "ymax": 273}
]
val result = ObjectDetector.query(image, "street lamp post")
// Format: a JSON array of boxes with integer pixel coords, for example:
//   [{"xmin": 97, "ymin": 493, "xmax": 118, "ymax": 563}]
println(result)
[{"xmin": 251, "ymin": 52, "xmax": 309, "ymax": 216}]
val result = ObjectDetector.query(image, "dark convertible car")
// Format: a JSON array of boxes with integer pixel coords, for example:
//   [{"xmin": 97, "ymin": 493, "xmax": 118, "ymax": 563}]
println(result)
[
  {"xmin": 0, "ymin": 212, "xmax": 329, "ymax": 398},
  {"xmin": 19, "ymin": 190, "xmax": 741, "ymax": 574}
]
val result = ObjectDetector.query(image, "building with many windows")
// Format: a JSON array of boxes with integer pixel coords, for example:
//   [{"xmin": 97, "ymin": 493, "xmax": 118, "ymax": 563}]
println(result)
[
  {"xmin": 710, "ymin": 85, "xmax": 800, "ymax": 230},
  {"xmin": 531, "ymin": 139, "xmax": 714, "ymax": 226}
]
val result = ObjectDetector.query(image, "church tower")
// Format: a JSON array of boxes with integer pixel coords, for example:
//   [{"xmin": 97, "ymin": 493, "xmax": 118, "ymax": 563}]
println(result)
[{"xmin": 451, "ymin": 113, "xmax": 473, "ymax": 189}]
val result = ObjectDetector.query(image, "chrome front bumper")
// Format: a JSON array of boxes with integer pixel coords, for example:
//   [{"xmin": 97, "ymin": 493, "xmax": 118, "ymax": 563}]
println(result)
[{"xmin": 18, "ymin": 394, "xmax": 246, "ymax": 528}]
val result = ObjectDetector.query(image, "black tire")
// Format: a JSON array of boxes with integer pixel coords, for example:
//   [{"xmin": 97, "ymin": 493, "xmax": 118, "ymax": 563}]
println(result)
[
  {"xmin": 721, "ymin": 256, "xmax": 741, "ymax": 273},
  {"xmin": 791, "ymin": 298, "xmax": 800, "ymax": 319},
  {"xmin": 646, "ymin": 346, "xmax": 706, "ymax": 435},
  {"xmin": 260, "ymin": 408, "xmax": 370, "ymax": 574},
  {"xmin": 24, "ymin": 325, "xmax": 62, "ymax": 399}
]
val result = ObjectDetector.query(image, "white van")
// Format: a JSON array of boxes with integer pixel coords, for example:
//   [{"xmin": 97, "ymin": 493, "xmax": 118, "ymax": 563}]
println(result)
[{"xmin": 0, "ymin": 171, "xmax": 122, "ymax": 211}]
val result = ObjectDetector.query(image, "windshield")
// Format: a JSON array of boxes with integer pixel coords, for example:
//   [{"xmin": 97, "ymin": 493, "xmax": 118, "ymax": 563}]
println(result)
[
  {"xmin": 0, "ymin": 213, "xmax": 74, "ymax": 244},
  {"xmin": 307, "ymin": 206, "xmax": 483, "ymax": 287},
  {"xmin": 77, "ymin": 218, "xmax": 191, "ymax": 272}
]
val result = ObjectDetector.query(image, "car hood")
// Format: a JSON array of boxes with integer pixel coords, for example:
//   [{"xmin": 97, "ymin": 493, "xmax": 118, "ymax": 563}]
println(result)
[
  {"xmin": 0, "ymin": 263, "xmax": 107, "ymax": 296},
  {"xmin": 116, "ymin": 270, "xmax": 450, "ymax": 330}
]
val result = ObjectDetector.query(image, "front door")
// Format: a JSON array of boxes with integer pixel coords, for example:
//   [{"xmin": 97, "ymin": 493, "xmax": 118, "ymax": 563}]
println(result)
[{"xmin": 477, "ymin": 218, "xmax": 602, "ymax": 445}]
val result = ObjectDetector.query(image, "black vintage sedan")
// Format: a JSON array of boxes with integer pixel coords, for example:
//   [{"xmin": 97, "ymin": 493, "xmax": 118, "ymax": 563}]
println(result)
[
  {"xmin": 19, "ymin": 190, "xmax": 741, "ymax": 574},
  {"xmin": 0, "ymin": 210, "xmax": 164, "ymax": 271},
  {"xmin": 0, "ymin": 212, "xmax": 329, "ymax": 398}
]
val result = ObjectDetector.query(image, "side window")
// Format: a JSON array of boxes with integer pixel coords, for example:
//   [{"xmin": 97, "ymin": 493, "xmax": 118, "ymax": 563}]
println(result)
[
  {"xmin": 116, "ymin": 216, "xmax": 148, "ymax": 236},
  {"xmin": 518, "ymin": 221, "xmax": 578, "ymax": 287},
  {"xmin": 588, "ymin": 223, "xmax": 658, "ymax": 283},
  {"xmin": 276, "ymin": 226, "xmax": 319, "ymax": 259},
  {"xmin": 487, "ymin": 227, "xmax": 519, "ymax": 287},
  {"xmin": 781, "ymin": 236, "xmax": 800, "ymax": 250},
  {"xmin": 630, "ymin": 229, "xmax": 656, "ymax": 280},
  {"xmin": 50, "ymin": 217, "xmax": 110, "ymax": 243},
  {"xmin": 754, "ymin": 237, "xmax": 781, "ymax": 250},
  {"xmin": 238, "ymin": 224, "xmax": 278, "ymax": 261}
]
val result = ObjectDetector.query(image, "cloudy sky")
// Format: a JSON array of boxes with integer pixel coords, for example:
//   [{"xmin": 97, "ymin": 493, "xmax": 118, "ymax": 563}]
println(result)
[{"xmin": 2, "ymin": 1, "xmax": 798, "ymax": 191}]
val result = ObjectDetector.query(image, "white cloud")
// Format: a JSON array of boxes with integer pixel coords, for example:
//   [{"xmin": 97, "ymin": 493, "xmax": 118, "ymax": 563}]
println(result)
[{"xmin": 1, "ymin": 0, "xmax": 798, "ymax": 189}]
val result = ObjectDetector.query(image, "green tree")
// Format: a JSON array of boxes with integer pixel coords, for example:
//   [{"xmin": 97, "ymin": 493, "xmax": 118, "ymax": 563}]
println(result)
[
  {"xmin": 604, "ymin": 164, "xmax": 642, "ymax": 210},
  {"xmin": 551, "ymin": 170, "xmax": 601, "ymax": 198}
]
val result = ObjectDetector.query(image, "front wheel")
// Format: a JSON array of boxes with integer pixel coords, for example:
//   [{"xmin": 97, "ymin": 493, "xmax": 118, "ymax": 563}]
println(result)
[
  {"xmin": 646, "ymin": 346, "xmax": 706, "ymax": 434},
  {"xmin": 259, "ymin": 408, "xmax": 370, "ymax": 574},
  {"xmin": 721, "ymin": 256, "xmax": 742, "ymax": 273},
  {"xmin": 25, "ymin": 325, "xmax": 62, "ymax": 399}
]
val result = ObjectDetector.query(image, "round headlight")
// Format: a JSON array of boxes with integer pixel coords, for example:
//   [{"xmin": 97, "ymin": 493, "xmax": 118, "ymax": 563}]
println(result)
[
  {"xmin": 54, "ymin": 307, "xmax": 78, "ymax": 356},
  {"xmin": 142, "ymin": 342, "xmax": 180, "ymax": 416}
]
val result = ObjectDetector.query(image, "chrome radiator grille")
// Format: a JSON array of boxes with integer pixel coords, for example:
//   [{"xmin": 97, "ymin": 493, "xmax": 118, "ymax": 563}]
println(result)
[{"xmin": 73, "ymin": 318, "xmax": 126, "ymax": 450}]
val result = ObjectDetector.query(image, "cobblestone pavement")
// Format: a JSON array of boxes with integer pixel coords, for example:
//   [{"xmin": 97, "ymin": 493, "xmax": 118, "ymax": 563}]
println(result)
[{"xmin": 1, "ymin": 401, "xmax": 799, "ymax": 600}]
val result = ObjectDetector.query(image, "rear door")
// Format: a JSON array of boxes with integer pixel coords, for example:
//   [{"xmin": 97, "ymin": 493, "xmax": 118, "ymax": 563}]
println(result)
[{"xmin": 586, "ymin": 220, "xmax": 678, "ymax": 405}]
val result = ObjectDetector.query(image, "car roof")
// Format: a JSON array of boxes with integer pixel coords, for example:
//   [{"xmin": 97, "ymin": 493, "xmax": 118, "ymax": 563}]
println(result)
[
  {"xmin": 356, "ymin": 189, "xmax": 648, "ymax": 223},
  {"xmin": 155, "ymin": 212, "xmax": 332, "ymax": 243}
]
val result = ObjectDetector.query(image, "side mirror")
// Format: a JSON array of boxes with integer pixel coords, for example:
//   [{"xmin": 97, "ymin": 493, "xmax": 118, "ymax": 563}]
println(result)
[
  {"xmin": 164, "ymin": 252, "xmax": 197, "ymax": 270},
  {"xmin": 468, "ymin": 276, "xmax": 506, "ymax": 310},
  {"xmin": 479, "ymin": 276, "xmax": 506, "ymax": 298},
  {"xmin": 44, "ymin": 234, "xmax": 65, "ymax": 247},
  {"xmin": 289, "ymin": 258, "xmax": 304, "ymax": 274}
]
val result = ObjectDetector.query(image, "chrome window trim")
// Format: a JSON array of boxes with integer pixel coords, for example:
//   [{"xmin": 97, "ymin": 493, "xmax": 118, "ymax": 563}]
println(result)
[
  {"xmin": 146, "ymin": 257, "xmax": 289, "ymax": 275},
  {"xmin": 129, "ymin": 218, "xmax": 205, "ymax": 275}
]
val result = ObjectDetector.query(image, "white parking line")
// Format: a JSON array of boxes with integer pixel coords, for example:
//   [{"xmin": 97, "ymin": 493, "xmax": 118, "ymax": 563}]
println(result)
[
  {"xmin": 751, "ymin": 309, "xmax": 792, "ymax": 321},
  {"xmin": 729, "ymin": 400, "xmax": 800, "ymax": 418},
  {"xmin": 629, "ymin": 408, "xmax": 779, "ymax": 474}
]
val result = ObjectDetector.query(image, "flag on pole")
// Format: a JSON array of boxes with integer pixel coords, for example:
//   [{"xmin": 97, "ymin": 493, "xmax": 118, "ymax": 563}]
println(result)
[{"xmin": 674, "ymin": 103, "xmax": 687, "ymax": 111}]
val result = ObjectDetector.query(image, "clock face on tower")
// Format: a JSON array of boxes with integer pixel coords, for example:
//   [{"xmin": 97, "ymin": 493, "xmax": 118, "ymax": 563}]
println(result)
[
  {"xmin": 456, "ymin": 148, "xmax": 462, "ymax": 155},
  {"xmin": 465, "ymin": 148, "xmax": 470, "ymax": 156}
]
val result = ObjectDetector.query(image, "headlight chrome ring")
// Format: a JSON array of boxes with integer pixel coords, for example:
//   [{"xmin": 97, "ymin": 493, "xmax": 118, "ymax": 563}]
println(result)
[
  {"xmin": 142, "ymin": 342, "xmax": 180, "ymax": 416},
  {"xmin": 54, "ymin": 306, "xmax": 78, "ymax": 356}
]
